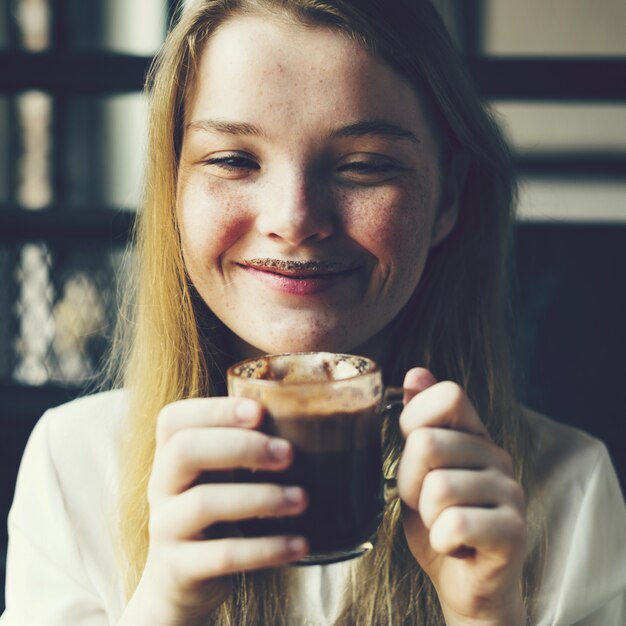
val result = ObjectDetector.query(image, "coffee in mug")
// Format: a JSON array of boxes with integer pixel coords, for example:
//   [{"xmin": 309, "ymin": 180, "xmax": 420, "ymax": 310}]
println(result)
[{"xmin": 227, "ymin": 352, "xmax": 385, "ymax": 565}]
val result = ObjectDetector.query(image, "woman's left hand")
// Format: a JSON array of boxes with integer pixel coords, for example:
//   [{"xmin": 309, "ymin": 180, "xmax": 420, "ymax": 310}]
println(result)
[{"xmin": 397, "ymin": 368, "xmax": 527, "ymax": 626}]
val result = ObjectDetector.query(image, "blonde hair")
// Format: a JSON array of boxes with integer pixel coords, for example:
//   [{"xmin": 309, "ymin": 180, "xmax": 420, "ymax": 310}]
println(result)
[{"xmin": 116, "ymin": 0, "xmax": 542, "ymax": 622}]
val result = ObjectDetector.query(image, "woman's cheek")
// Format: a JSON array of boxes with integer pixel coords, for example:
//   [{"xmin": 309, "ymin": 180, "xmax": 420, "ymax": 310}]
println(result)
[
  {"xmin": 337, "ymin": 185, "xmax": 434, "ymax": 263},
  {"xmin": 178, "ymin": 176, "xmax": 254, "ymax": 267}
]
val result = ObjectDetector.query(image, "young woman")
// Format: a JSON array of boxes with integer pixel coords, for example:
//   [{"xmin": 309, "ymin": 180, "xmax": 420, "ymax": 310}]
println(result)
[{"xmin": 3, "ymin": 1, "xmax": 625, "ymax": 625}]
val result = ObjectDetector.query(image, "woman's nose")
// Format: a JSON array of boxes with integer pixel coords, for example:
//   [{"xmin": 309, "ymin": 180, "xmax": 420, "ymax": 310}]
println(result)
[{"xmin": 255, "ymin": 171, "xmax": 335, "ymax": 246}]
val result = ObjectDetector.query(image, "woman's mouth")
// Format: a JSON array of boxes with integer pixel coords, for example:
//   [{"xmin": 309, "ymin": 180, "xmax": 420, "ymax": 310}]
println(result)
[{"xmin": 238, "ymin": 258, "xmax": 360, "ymax": 295}]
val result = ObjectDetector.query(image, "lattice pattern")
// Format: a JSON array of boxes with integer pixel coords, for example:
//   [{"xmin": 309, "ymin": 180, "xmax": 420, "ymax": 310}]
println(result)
[{"xmin": 1, "ymin": 240, "xmax": 127, "ymax": 385}]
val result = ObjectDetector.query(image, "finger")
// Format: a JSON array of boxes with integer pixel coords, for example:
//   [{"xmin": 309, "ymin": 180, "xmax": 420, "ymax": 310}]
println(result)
[
  {"xmin": 402, "ymin": 367, "xmax": 438, "ymax": 403},
  {"xmin": 152, "ymin": 484, "xmax": 308, "ymax": 540},
  {"xmin": 172, "ymin": 535, "xmax": 309, "ymax": 581},
  {"xmin": 399, "ymin": 380, "xmax": 489, "ymax": 439},
  {"xmin": 429, "ymin": 506, "xmax": 527, "ymax": 560},
  {"xmin": 418, "ymin": 468, "xmax": 525, "ymax": 530},
  {"xmin": 397, "ymin": 429, "xmax": 514, "ymax": 509},
  {"xmin": 154, "ymin": 428, "xmax": 293, "ymax": 495},
  {"xmin": 156, "ymin": 398, "xmax": 263, "ymax": 448}
]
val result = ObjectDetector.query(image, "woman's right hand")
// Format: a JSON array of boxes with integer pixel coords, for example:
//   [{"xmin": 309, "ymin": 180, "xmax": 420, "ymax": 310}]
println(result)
[{"xmin": 120, "ymin": 397, "xmax": 309, "ymax": 626}]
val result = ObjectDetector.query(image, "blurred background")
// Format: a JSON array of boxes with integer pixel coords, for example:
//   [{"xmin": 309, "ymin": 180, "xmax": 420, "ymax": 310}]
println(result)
[{"xmin": 0, "ymin": 0, "xmax": 625, "ymax": 609}]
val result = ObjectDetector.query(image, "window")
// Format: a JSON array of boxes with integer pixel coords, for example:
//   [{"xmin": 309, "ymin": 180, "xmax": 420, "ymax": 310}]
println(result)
[
  {"xmin": 1, "ymin": 0, "xmax": 169, "ymax": 389},
  {"xmin": 0, "ymin": 1, "xmax": 174, "ymax": 603}
]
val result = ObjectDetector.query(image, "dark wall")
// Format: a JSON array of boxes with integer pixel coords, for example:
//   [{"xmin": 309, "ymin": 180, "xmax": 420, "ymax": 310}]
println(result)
[{"xmin": 514, "ymin": 223, "xmax": 626, "ymax": 487}]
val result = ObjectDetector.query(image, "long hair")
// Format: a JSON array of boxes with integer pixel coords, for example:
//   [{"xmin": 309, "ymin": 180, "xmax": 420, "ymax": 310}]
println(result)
[{"xmin": 116, "ymin": 1, "xmax": 541, "ymax": 623}]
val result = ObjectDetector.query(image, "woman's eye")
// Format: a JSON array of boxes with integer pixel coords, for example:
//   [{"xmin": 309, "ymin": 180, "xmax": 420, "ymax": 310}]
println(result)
[
  {"xmin": 337, "ymin": 158, "xmax": 400, "ymax": 182},
  {"xmin": 203, "ymin": 154, "xmax": 259, "ymax": 176}
]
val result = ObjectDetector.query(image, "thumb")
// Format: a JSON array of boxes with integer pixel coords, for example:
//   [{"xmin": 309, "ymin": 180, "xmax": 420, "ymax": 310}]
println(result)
[{"xmin": 402, "ymin": 367, "xmax": 438, "ymax": 404}]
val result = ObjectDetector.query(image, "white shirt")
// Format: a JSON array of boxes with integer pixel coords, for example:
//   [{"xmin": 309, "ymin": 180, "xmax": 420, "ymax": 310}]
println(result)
[{"xmin": 1, "ymin": 390, "xmax": 625, "ymax": 625}]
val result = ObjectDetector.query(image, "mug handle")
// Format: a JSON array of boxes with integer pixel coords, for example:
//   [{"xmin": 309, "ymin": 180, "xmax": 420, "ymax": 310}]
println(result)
[{"xmin": 381, "ymin": 386, "xmax": 406, "ymax": 504}]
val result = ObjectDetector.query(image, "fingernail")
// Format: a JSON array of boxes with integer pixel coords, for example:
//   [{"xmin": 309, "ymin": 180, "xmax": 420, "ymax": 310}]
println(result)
[
  {"xmin": 287, "ymin": 537, "xmax": 307, "ymax": 555},
  {"xmin": 268, "ymin": 438, "xmax": 291, "ymax": 461},
  {"xmin": 283, "ymin": 486, "xmax": 305, "ymax": 505},
  {"xmin": 235, "ymin": 399, "xmax": 259, "ymax": 424}
]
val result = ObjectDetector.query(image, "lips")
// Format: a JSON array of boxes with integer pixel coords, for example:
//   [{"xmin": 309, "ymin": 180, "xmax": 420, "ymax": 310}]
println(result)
[{"xmin": 238, "ymin": 258, "xmax": 359, "ymax": 295}]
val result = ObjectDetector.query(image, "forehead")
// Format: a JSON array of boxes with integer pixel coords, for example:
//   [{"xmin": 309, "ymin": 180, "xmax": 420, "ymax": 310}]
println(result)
[
  {"xmin": 203, "ymin": 14, "xmax": 370, "ymax": 78},
  {"xmin": 185, "ymin": 14, "xmax": 435, "ymax": 141}
]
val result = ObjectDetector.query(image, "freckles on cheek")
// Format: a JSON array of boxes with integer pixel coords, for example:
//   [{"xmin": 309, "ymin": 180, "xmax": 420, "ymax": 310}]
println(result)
[
  {"xmin": 339, "ymin": 188, "xmax": 432, "ymax": 258},
  {"xmin": 178, "ymin": 181, "xmax": 252, "ymax": 271},
  {"xmin": 374, "ymin": 213, "xmax": 429, "ymax": 296}
]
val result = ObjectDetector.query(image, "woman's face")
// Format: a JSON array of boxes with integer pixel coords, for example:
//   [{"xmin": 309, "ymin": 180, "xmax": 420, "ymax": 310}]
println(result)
[{"xmin": 177, "ymin": 15, "xmax": 457, "ymax": 359}]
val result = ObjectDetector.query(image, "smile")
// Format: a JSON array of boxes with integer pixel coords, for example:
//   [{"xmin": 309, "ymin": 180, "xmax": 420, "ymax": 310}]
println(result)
[{"xmin": 238, "ymin": 259, "xmax": 360, "ymax": 295}]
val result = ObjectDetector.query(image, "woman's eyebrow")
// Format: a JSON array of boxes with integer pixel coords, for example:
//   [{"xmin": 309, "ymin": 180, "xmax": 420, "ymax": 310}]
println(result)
[
  {"xmin": 185, "ymin": 119, "xmax": 267, "ymax": 137},
  {"xmin": 184, "ymin": 118, "xmax": 420, "ymax": 144},
  {"xmin": 332, "ymin": 121, "xmax": 421, "ymax": 145}
]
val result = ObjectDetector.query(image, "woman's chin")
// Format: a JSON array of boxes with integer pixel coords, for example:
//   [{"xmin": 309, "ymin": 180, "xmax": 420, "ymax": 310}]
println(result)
[{"xmin": 225, "ymin": 326, "xmax": 389, "ymax": 363}]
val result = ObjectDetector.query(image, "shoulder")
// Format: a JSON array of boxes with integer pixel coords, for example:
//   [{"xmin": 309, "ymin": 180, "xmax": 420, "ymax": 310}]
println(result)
[
  {"xmin": 34, "ymin": 388, "xmax": 128, "ymax": 458},
  {"xmin": 522, "ymin": 409, "xmax": 626, "ymax": 625},
  {"xmin": 16, "ymin": 388, "xmax": 130, "ymax": 550},
  {"xmin": 523, "ymin": 408, "xmax": 611, "ymax": 490},
  {"xmin": 41, "ymin": 387, "xmax": 129, "ymax": 434},
  {"xmin": 522, "ymin": 407, "xmax": 622, "ymax": 530},
  {"xmin": 22, "ymin": 389, "xmax": 129, "ymax": 499},
  {"xmin": 7, "ymin": 390, "xmax": 130, "ymax": 621}
]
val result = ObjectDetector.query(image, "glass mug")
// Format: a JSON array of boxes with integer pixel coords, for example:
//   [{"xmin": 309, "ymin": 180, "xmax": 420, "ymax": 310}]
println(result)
[{"xmin": 227, "ymin": 352, "xmax": 402, "ymax": 565}]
